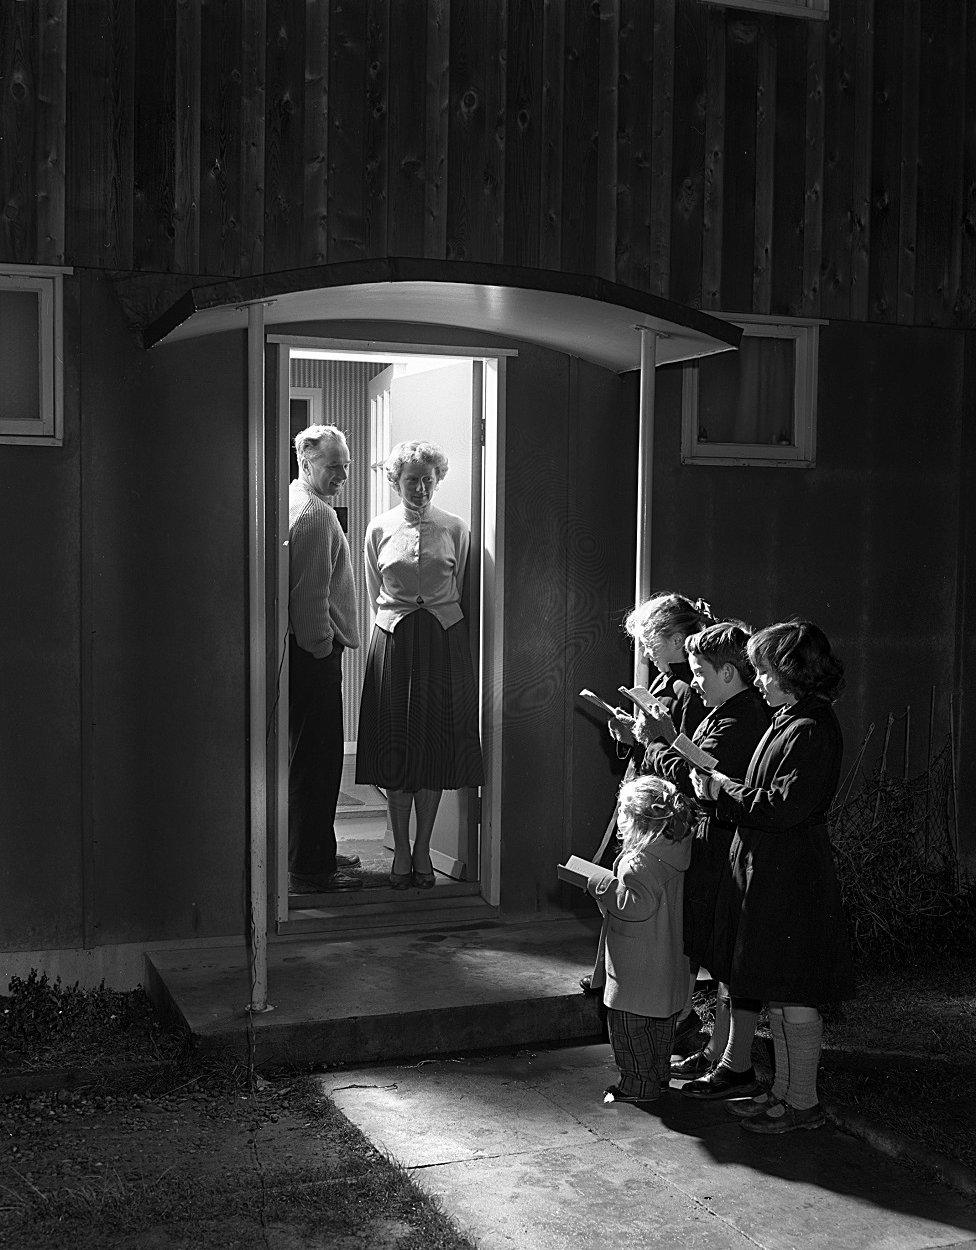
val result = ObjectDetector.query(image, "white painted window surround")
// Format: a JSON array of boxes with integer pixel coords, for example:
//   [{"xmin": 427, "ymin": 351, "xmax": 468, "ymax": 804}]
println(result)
[{"xmin": 0, "ymin": 264, "xmax": 70, "ymax": 447}]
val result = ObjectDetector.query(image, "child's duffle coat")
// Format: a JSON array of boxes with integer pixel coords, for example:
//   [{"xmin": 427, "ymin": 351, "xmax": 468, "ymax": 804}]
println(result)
[
  {"xmin": 587, "ymin": 831, "xmax": 692, "ymax": 1018},
  {"xmin": 707, "ymin": 693, "xmax": 854, "ymax": 1004}
]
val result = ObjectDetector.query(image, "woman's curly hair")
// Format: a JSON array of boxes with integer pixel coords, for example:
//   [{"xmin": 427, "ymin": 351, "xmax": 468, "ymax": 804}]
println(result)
[
  {"xmin": 747, "ymin": 619, "xmax": 845, "ymax": 702},
  {"xmin": 384, "ymin": 440, "xmax": 449, "ymax": 487},
  {"xmin": 617, "ymin": 775, "xmax": 699, "ymax": 851}
]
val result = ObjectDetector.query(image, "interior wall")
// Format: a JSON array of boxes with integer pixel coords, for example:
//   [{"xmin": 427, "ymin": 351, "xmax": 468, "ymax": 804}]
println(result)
[
  {"xmin": 389, "ymin": 363, "xmax": 473, "ymax": 523},
  {"xmin": 0, "ymin": 277, "xmax": 83, "ymax": 953},
  {"xmin": 652, "ymin": 319, "xmax": 971, "ymax": 858}
]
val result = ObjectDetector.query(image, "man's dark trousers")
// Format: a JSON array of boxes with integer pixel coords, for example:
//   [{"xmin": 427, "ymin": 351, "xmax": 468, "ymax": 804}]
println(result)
[{"xmin": 288, "ymin": 637, "xmax": 344, "ymax": 878}]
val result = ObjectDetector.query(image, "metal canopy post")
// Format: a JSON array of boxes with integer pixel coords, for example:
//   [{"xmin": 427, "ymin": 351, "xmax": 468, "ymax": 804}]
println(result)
[
  {"xmin": 634, "ymin": 327, "xmax": 658, "ymax": 686},
  {"xmin": 247, "ymin": 301, "xmax": 270, "ymax": 1013}
]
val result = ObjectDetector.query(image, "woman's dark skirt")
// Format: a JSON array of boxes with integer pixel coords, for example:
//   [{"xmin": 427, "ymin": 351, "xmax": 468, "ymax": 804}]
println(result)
[{"xmin": 356, "ymin": 610, "xmax": 485, "ymax": 792}]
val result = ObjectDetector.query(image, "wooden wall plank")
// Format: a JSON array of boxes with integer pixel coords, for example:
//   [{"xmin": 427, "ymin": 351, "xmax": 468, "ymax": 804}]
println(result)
[
  {"xmin": 849, "ymin": 0, "xmax": 873, "ymax": 320},
  {"xmin": 264, "ymin": 0, "xmax": 305, "ymax": 272},
  {"xmin": 239, "ymin": 0, "xmax": 266, "ymax": 275},
  {"xmin": 959, "ymin": 8, "xmax": 976, "ymax": 325},
  {"xmin": 720, "ymin": 14, "xmax": 758, "ymax": 312},
  {"xmin": 648, "ymin": 0, "xmax": 674, "ymax": 297},
  {"xmin": 482, "ymin": 0, "xmax": 507, "ymax": 263},
  {"xmin": 0, "ymin": 0, "xmax": 36, "ymax": 262},
  {"xmin": 174, "ymin": 0, "xmax": 201, "ymax": 273},
  {"xmin": 423, "ymin": 0, "xmax": 450, "ymax": 257},
  {"xmin": 328, "ymin": 0, "xmax": 367, "ymax": 261},
  {"xmin": 701, "ymin": 9, "xmax": 725, "ymax": 310},
  {"xmin": 387, "ymin": 0, "xmax": 425, "ymax": 257},
  {"xmin": 538, "ymin": 0, "xmax": 564, "ymax": 269},
  {"xmin": 66, "ymin": 0, "xmax": 134, "ymax": 268},
  {"xmin": 669, "ymin": 0, "xmax": 706, "ymax": 308},
  {"xmin": 615, "ymin": 0, "xmax": 653, "ymax": 290},
  {"xmin": 200, "ymin": 0, "xmax": 243, "ymax": 276},
  {"xmin": 503, "ymin": 0, "xmax": 543, "ymax": 268},
  {"xmin": 596, "ymin": 0, "xmax": 619, "ymax": 280},
  {"xmin": 133, "ymin": 5, "xmax": 175, "ymax": 271},
  {"xmin": 801, "ymin": 17, "xmax": 825, "ymax": 314},
  {"xmin": 560, "ymin": 1, "xmax": 601, "ymax": 274},
  {"xmin": 770, "ymin": 15, "xmax": 805, "ymax": 315},
  {"xmin": 948, "ymin": 5, "xmax": 974, "ymax": 325},
  {"xmin": 363, "ymin": 0, "xmax": 389, "ymax": 258},
  {"xmin": 866, "ymin": 0, "xmax": 903, "ymax": 322},
  {"xmin": 896, "ymin": 0, "xmax": 920, "ymax": 324},
  {"xmin": 303, "ymin": 0, "xmax": 329, "ymax": 265},
  {"xmin": 35, "ymin": 0, "xmax": 66, "ymax": 265},
  {"xmin": 821, "ymin": 0, "xmax": 855, "ymax": 319},
  {"xmin": 753, "ymin": 17, "xmax": 776, "ymax": 313},
  {"xmin": 915, "ymin": 0, "xmax": 964, "ymax": 325},
  {"xmin": 446, "ymin": 0, "xmax": 485, "ymax": 260}
]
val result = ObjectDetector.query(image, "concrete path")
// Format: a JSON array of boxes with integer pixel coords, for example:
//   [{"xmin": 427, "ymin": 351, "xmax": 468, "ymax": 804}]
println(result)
[{"xmin": 324, "ymin": 1044, "xmax": 976, "ymax": 1250}]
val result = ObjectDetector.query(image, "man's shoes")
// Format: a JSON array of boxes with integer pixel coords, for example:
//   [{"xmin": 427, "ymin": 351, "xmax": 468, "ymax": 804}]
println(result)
[
  {"xmin": 670, "ymin": 1048, "xmax": 716, "ymax": 1079},
  {"xmin": 335, "ymin": 852, "xmax": 361, "ymax": 868},
  {"xmin": 579, "ymin": 976, "xmax": 600, "ymax": 996},
  {"xmin": 288, "ymin": 870, "xmax": 363, "ymax": 894},
  {"xmin": 680, "ymin": 1063, "xmax": 763, "ymax": 1100},
  {"xmin": 671, "ymin": 1008, "xmax": 704, "ymax": 1057},
  {"xmin": 740, "ymin": 1101, "xmax": 825, "ymax": 1134},
  {"xmin": 603, "ymin": 1084, "xmax": 661, "ymax": 1105}
]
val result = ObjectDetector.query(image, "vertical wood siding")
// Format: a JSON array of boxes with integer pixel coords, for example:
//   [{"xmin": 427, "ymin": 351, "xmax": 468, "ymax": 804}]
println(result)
[{"xmin": 0, "ymin": 0, "xmax": 968, "ymax": 327}]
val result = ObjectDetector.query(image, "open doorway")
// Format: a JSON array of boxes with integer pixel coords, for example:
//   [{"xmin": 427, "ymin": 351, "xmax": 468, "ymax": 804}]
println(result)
[{"xmin": 271, "ymin": 337, "xmax": 507, "ymax": 926}]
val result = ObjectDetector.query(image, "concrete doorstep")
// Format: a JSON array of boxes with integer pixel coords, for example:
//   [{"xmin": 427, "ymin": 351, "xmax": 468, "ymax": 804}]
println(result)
[{"xmin": 324, "ymin": 1045, "xmax": 976, "ymax": 1250}]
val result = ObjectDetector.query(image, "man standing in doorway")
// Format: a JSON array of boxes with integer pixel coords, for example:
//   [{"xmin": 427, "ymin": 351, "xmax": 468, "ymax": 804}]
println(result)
[{"xmin": 288, "ymin": 424, "xmax": 362, "ymax": 893}]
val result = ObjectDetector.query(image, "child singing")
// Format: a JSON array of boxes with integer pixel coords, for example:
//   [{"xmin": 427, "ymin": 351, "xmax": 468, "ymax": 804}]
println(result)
[{"xmin": 586, "ymin": 775, "xmax": 697, "ymax": 1104}]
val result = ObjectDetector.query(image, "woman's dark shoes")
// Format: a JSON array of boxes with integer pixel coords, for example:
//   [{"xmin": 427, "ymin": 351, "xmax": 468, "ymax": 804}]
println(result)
[
  {"xmin": 603, "ymin": 1084, "xmax": 661, "ymax": 1105},
  {"xmin": 670, "ymin": 1048, "xmax": 716, "ymax": 1079},
  {"xmin": 740, "ymin": 1101, "xmax": 825, "ymax": 1134},
  {"xmin": 411, "ymin": 869, "xmax": 436, "ymax": 889},
  {"xmin": 389, "ymin": 870, "xmax": 413, "ymax": 890},
  {"xmin": 680, "ymin": 1063, "xmax": 762, "ymax": 1100}
]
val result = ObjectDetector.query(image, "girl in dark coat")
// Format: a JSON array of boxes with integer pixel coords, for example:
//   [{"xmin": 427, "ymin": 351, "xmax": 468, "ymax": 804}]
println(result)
[
  {"xmin": 686, "ymin": 621, "xmax": 853, "ymax": 1133},
  {"xmin": 637, "ymin": 622, "xmax": 771, "ymax": 1081}
]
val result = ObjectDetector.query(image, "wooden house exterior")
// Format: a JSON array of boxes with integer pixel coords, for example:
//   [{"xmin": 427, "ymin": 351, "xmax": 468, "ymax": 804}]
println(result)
[{"xmin": 1, "ymin": 0, "xmax": 973, "ymax": 986}]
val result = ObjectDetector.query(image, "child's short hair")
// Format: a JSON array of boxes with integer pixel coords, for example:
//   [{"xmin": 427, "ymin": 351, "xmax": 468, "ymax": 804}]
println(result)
[
  {"xmin": 617, "ymin": 775, "xmax": 697, "ymax": 844},
  {"xmin": 685, "ymin": 620, "xmax": 754, "ymax": 683},
  {"xmin": 624, "ymin": 592, "xmax": 715, "ymax": 647},
  {"xmin": 747, "ymin": 619, "xmax": 845, "ymax": 702}
]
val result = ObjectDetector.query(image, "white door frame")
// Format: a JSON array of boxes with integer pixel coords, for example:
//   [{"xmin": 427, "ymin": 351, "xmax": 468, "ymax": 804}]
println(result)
[{"xmin": 265, "ymin": 334, "xmax": 512, "ymax": 925}]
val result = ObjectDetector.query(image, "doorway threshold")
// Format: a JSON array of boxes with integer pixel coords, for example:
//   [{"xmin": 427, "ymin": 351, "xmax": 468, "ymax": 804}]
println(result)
[{"xmin": 280, "ymin": 884, "xmax": 493, "ymax": 938}]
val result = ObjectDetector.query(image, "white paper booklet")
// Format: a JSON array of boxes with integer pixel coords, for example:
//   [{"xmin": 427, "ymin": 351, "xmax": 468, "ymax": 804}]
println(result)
[
  {"xmin": 557, "ymin": 854, "xmax": 616, "ymax": 890},
  {"xmin": 671, "ymin": 733, "xmax": 718, "ymax": 772},
  {"xmin": 618, "ymin": 685, "xmax": 667, "ymax": 718}
]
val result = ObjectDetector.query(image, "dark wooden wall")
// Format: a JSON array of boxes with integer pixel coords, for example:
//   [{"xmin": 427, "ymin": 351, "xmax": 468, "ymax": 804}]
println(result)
[{"xmin": 1, "ymin": 0, "xmax": 973, "ymax": 327}]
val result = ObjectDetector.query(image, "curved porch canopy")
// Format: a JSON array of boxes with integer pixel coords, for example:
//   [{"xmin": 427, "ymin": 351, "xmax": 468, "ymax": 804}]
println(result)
[{"xmin": 143, "ymin": 257, "xmax": 741, "ymax": 371}]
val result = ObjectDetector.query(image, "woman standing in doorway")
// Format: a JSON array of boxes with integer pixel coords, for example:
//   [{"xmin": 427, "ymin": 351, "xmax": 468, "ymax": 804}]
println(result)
[{"xmin": 356, "ymin": 441, "xmax": 484, "ymax": 889}]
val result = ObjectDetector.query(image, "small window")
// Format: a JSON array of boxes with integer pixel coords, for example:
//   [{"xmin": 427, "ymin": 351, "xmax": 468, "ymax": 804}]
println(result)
[
  {"xmin": 699, "ymin": 0, "xmax": 828, "ymax": 19},
  {"xmin": 681, "ymin": 316, "xmax": 823, "ymax": 468},
  {"xmin": 0, "ymin": 265, "xmax": 69, "ymax": 447}
]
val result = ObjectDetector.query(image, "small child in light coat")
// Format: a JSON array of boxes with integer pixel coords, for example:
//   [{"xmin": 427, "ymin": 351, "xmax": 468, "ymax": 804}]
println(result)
[{"xmin": 587, "ymin": 774, "xmax": 696, "ymax": 1104}]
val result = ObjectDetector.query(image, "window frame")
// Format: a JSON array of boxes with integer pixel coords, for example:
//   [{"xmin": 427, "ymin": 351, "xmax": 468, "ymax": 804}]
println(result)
[
  {"xmin": 0, "ymin": 264, "xmax": 71, "ymax": 447},
  {"xmin": 680, "ymin": 314, "xmax": 825, "ymax": 469}
]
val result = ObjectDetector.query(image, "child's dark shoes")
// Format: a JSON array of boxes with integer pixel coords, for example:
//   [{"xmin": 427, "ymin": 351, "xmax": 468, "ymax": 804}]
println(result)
[
  {"xmin": 724, "ymin": 1091, "xmax": 777, "ymax": 1118},
  {"xmin": 680, "ymin": 1063, "xmax": 762, "ymax": 1100},
  {"xmin": 740, "ymin": 1101, "xmax": 825, "ymax": 1134},
  {"xmin": 603, "ymin": 1084, "xmax": 660, "ymax": 1105},
  {"xmin": 670, "ymin": 1048, "xmax": 715, "ymax": 1078}
]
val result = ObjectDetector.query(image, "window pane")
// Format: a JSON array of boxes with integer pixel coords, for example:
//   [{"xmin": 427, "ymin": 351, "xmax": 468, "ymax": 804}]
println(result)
[
  {"xmin": 696, "ymin": 335, "xmax": 795, "ymax": 447},
  {"xmin": 0, "ymin": 290, "xmax": 40, "ymax": 423}
]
